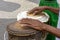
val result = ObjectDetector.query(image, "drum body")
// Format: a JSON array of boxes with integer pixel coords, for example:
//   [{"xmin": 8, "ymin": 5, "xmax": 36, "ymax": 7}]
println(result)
[
  {"xmin": 7, "ymin": 11, "xmax": 49, "ymax": 40},
  {"xmin": 7, "ymin": 22, "xmax": 47, "ymax": 40}
]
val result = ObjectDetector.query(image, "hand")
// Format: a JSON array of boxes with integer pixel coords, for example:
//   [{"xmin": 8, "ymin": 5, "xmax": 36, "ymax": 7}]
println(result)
[
  {"xmin": 27, "ymin": 6, "xmax": 48, "ymax": 15},
  {"xmin": 19, "ymin": 18, "xmax": 46, "ymax": 31}
]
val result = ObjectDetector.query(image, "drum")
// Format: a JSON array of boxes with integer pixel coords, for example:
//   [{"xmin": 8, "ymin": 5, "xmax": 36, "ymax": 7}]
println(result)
[
  {"xmin": 7, "ymin": 22, "xmax": 47, "ymax": 40},
  {"xmin": 7, "ymin": 11, "xmax": 49, "ymax": 40}
]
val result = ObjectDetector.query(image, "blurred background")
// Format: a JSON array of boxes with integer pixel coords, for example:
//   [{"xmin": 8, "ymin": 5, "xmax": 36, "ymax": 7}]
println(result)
[{"xmin": 0, "ymin": 0, "xmax": 39, "ymax": 40}]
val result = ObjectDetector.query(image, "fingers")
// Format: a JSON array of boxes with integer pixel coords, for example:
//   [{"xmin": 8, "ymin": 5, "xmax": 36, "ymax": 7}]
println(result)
[
  {"xmin": 27, "ymin": 9, "xmax": 43, "ymax": 16},
  {"xmin": 20, "ymin": 18, "xmax": 34, "ymax": 26},
  {"xmin": 32, "ymin": 10, "xmax": 43, "ymax": 15},
  {"xmin": 20, "ymin": 18, "xmax": 41, "ymax": 27},
  {"xmin": 19, "ymin": 18, "xmax": 43, "ymax": 30},
  {"xmin": 20, "ymin": 18, "xmax": 36, "ymax": 24},
  {"xmin": 27, "ymin": 7, "xmax": 39, "ymax": 14},
  {"xmin": 27, "ymin": 6, "xmax": 48, "ymax": 14},
  {"xmin": 20, "ymin": 18, "xmax": 41, "ymax": 24},
  {"xmin": 33, "ymin": 11, "xmax": 39, "ymax": 15},
  {"xmin": 37, "ymin": 10, "xmax": 43, "ymax": 14},
  {"xmin": 21, "ymin": 23, "xmax": 41, "ymax": 30},
  {"xmin": 20, "ymin": 18, "xmax": 31, "ymax": 25},
  {"xmin": 21, "ymin": 24, "xmax": 32, "ymax": 27}
]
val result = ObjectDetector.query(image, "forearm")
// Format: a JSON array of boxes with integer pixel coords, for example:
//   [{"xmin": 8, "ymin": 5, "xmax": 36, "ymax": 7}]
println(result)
[
  {"xmin": 43, "ymin": 24, "xmax": 60, "ymax": 38},
  {"xmin": 46, "ymin": 6, "xmax": 59, "ymax": 15}
]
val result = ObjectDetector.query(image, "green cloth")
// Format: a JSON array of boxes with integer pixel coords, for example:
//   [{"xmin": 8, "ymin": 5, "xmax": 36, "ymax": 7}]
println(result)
[{"xmin": 39, "ymin": 0, "xmax": 59, "ymax": 40}]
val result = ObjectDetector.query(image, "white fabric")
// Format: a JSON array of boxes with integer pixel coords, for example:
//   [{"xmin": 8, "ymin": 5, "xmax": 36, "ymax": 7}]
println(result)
[{"xmin": 17, "ymin": 11, "xmax": 49, "ymax": 22}]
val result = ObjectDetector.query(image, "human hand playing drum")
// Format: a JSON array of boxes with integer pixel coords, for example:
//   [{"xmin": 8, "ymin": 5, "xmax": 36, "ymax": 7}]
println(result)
[{"xmin": 19, "ymin": 6, "xmax": 60, "ymax": 38}]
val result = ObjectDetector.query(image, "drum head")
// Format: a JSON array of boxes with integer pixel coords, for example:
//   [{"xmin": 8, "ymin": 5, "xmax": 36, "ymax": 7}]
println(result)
[{"xmin": 7, "ymin": 22, "xmax": 39, "ymax": 36}]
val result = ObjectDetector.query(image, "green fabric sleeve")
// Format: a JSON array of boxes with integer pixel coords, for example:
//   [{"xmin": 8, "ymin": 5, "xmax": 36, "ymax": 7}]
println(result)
[{"xmin": 39, "ymin": 0, "xmax": 59, "ymax": 40}]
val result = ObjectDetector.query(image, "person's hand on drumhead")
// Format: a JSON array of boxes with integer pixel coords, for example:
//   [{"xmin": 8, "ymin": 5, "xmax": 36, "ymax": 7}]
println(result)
[
  {"xmin": 27, "ymin": 6, "xmax": 48, "ymax": 15},
  {"xmin": 20, "ymin": 18, "xmax": 46, "ymax": 31}
]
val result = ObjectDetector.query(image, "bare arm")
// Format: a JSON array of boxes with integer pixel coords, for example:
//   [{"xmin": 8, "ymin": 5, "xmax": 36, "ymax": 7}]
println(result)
[
  {"xmin": 20, "ymin": 18, "xmax": 60, "ymax": 38},
  {"xmin": 46, "ymin": 6, "xmax": 59, "ymax": 15},
  {"xmin": 28, "ymin": 6, "xmax": 59, "ymax": 15},
  {"xmin": 42, "ymin": 24, "xmax": 60, "ymax": 38}
]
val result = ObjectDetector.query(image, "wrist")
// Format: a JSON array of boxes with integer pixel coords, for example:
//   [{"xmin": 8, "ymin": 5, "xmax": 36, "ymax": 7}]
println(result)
[
  {"xmin": 42, "ymin": 24, "xmax": 48, "ymax": 31},
  {"xmin": 44, "ymin": 6, "xmax": 50, "ymax": 10},
  {"xmin": 37, "ymin": 24, "xmax": 46, "ymax": 31}
]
